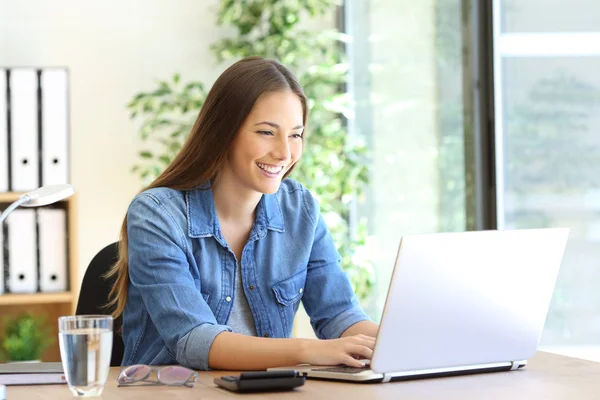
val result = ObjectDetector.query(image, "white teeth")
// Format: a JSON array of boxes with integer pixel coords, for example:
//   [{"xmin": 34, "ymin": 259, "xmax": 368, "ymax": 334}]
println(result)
[{"xmin": 257, "ymin": 162, "xmax": 283, "ymax": 174}]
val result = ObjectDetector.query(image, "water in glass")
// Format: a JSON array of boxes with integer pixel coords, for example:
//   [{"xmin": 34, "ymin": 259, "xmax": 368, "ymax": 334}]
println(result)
[{"xmin": 58, "ymin": 316, "xmax": 113, "ymax": 397}]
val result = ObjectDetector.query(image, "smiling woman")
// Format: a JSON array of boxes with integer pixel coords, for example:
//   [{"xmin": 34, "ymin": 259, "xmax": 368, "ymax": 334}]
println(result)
[
  {"xmin": 105, "ymin": 56, "xmax": 378, "ymax": 371},
  {"xmin": 224, "ymin": 91, "xmax": 305, "ymax": 196}
]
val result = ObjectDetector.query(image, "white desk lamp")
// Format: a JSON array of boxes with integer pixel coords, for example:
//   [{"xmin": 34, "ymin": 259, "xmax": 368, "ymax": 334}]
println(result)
[{"xmin": 0, "ymin": 184, "xmax": 75, "ymax": 224}]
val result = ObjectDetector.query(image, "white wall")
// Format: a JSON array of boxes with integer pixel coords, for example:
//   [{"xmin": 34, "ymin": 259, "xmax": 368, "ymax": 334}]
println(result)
[{"xmin": 0, "ymin": 0, "xmax": 227, "ymax": 286}]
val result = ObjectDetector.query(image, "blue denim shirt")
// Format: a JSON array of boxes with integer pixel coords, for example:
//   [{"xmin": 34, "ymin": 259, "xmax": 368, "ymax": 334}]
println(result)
[{"xmin": 122, "ymin": 179, "xmax": 369, "ymax": 370}]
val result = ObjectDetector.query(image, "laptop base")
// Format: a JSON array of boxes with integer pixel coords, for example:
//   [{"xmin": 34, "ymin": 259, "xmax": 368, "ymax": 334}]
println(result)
[{"xmin": 271, "ymin": 360, "xmax": 527, "ymax": 383}]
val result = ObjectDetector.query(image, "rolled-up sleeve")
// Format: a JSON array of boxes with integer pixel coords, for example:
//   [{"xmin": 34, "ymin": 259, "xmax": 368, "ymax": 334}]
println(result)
[
  {"xmin": 127, "ymin": 194, "xmax": 231, "ymax": 370},
  {"xmin": 300, "ymin": 194, "xmax": 370, "ymax": 339}
]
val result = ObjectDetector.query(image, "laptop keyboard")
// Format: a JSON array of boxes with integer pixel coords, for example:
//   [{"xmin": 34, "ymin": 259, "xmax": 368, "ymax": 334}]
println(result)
[{"xmin": 311, "ymin": 366, "xmax": 371, "ymax": 374}]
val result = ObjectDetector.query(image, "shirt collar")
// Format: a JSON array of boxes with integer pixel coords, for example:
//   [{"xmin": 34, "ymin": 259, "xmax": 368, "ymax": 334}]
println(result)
[{"xmin": 185, "ymin": 185, "xmax": 285, "ymax": 238}]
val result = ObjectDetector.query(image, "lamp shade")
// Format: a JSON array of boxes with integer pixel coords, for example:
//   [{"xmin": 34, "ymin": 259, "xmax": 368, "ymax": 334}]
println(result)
[{"xmin": 20, "ymin": 184, "xmax": 75, "ymax": 207}]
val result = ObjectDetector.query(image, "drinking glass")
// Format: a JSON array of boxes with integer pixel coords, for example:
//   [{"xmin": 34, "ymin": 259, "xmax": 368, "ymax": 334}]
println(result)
[{"xmin": 58, "ymin": 315, "xmax": 113, "ymax": 397}]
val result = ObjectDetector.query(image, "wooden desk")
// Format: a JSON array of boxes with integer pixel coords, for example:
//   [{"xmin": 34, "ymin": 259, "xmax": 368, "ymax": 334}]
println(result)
[{"xmin": 7, "ymin": 352, "xmax": 600, "ymax": 399}]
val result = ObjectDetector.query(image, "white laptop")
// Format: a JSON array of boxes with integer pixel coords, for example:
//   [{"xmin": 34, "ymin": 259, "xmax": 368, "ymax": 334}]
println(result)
[{"xmin": 269, "ymin": 228, "xmax": 570, "ymax": 383}]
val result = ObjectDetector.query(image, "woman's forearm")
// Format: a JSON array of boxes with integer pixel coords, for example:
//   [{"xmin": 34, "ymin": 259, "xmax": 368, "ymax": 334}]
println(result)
[
  {"xmin": 341, "ymin": 320, "xmax": 379, "ymax": 338},
  {"xmin": 208, "ymin": 331, "xmax": 308, "ymax": 370}
]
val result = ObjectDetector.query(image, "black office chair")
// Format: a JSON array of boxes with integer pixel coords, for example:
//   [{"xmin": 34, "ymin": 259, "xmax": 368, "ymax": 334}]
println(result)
[{"xmin": 75, "ymin": 242, "xmax": 125, "ymax": 367}]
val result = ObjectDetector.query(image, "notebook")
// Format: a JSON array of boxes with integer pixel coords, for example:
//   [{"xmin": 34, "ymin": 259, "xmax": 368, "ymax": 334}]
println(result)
[{"xmin": 0, "ymin": 362, "xmax": 66, "ymax": 385}]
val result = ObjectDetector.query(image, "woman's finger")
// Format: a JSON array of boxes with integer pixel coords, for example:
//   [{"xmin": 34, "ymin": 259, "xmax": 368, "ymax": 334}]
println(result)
[
  {"xmin": 349, "ymin": 344, "xmax": 374, "ymax": 360},
  {"xmin": 341, "ymin": 355, "xmax": 366, "ymax": 368},
  {"xmin": 353, "ymin": 336, "xmax": 376, "ymax": 349}
]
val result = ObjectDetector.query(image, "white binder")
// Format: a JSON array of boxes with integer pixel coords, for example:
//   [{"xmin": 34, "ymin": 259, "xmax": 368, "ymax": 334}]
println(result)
[
  {"xmin": 7, "ymin": 209, "xmax": 38, "ymax": 293},
  {"xmin": 0, "ymin": 225, "xmax": 4, "ymax": 295},
  {"xmin": 10, "ymin": 69, "xmax": 39, "ymax": 192},
  {"xmin": 41, "ymin": 69, "xmax": 69, "ymax": 186},
  {"xmin": 38, "ymin": 208, "xmax": 68, "ymax": 292},
  {"xmin": 0, "ymin": 69, "xmax": 8, "ymax": 192}
]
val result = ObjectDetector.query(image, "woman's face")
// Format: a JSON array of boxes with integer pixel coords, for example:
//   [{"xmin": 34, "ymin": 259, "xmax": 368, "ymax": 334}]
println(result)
[{"xmin": 223, "ymin": 90, "xmax": 304, "ymax": 195}]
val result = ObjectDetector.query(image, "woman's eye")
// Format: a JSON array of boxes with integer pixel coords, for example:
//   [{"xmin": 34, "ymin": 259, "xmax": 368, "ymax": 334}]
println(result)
[
  {"xmin": 290, "ymin": 133, "xmax": 303, "ymax": 139},
  {"xmin": 257, "ymin": 130, "xmax": 274, "ymax": 136}
]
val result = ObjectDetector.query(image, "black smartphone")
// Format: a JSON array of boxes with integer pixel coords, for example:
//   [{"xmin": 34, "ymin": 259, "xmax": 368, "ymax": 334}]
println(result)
[{"xmin": 214, "ymin": 370, "xmax": 306, "ymax": 393}]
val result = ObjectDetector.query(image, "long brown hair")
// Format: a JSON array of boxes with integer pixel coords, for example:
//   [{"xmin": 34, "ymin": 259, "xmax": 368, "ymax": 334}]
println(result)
[{"xmin": 106, "ymin": 56, "xmax": 308, "ymax": 318}]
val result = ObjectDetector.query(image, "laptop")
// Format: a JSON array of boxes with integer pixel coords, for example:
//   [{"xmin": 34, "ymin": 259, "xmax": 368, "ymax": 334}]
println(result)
[{"xmin": 269, "ymin": 228, "xmax": 570, "ymax": 383}]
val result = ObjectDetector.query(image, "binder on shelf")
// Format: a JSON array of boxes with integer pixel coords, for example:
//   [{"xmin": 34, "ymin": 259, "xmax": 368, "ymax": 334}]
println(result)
[
  {"xmin": 6, "ymin": 209, "xmax": 37, "ymax": 293},
  {"xmin": 41, "ymin": 69, "xmax": 69, "ymax": 186},
  {"xmin": 38, "ymin": 208, "xmax": 68, "ymax": 292},
  {"xmin": 9, "ymin": 68, "xmax": 39, "ymax": 192},
  {"xmin": 0, "ymin": 69, "xmax": 8, "ymax": 192}
]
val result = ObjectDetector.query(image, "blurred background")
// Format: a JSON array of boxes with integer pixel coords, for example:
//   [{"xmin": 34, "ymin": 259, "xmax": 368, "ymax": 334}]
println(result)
[{"xmin": 0, "ymin": 0, "xmax": 599, "ymax": 362}]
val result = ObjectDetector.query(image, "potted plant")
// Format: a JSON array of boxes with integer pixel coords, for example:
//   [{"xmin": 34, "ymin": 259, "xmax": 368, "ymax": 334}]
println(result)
[
  {"xmin": 127, "ymin": 0, "xmax": 374, "ymax": 303},
  {"xmin": 1, "ymin": 314, "xmax": 54, "ymax": 362}
]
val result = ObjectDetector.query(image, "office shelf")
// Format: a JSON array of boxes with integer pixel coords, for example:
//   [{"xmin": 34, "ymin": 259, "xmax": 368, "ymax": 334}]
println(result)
[
  {"xmin": 0, "ymin": 192, "xmax": 79, "ymax": 362},
  {"xmin": 0, "ymin": 192, "xmax": 23, "ymax": 203},
  {"xmin": 0, "ymin": 292, "xmax": 74, "ymax": 306}
]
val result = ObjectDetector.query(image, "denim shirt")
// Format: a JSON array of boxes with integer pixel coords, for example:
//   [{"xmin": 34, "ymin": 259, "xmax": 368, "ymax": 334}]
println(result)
[{"xmin": 122, "ymin": 179, "xmax": 369, "ymax": 370}]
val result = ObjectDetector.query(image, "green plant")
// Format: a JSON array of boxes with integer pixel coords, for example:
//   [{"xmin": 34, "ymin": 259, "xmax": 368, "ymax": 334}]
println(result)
[
  {"xmin": 1, "ymin": 314, "xmax": 54, "ymax": 361},
  {"xmin": 127, "ymin": 0, "xmax": 374, "ymax": 301}
]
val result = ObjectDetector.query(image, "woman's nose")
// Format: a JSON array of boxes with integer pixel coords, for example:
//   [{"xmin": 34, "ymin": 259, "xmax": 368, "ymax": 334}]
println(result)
[{"xmin": 272, "ymin": 137, "xmax": 291, "ymax": 161}]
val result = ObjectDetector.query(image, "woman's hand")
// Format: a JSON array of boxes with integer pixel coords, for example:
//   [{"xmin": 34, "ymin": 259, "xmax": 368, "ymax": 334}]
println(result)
[{"xmin": 300, "ymin": 334, "xmax": 376, "ymax": 367}]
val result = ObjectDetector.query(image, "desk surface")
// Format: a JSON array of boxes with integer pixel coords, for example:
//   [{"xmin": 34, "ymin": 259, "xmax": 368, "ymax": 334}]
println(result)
[{"xmin": 7, "ymin": 352, "xmax": 600, "ymax": 399}]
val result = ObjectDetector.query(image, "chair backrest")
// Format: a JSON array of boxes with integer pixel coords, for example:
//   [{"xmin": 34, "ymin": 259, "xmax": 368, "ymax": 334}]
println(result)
[{"xmin": 75, "ymin": 242, "xmax": 124, "ymax": 367}]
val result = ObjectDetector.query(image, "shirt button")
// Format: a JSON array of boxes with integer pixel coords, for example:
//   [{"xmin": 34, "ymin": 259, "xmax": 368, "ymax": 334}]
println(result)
[
  {"xmin": 249, "ymin": 285, "xmax": 255, "ymax": 291},
  {"xmin": 299, "ymin": 288, "xmax": 303, "ymax": 294},
  {"xmin": 263, "ymin": 333, "xmax": 270, "ymax": 338},
  {"xmin": 225, "ymin": 296, "xmax": 232, "ymax": 302}
]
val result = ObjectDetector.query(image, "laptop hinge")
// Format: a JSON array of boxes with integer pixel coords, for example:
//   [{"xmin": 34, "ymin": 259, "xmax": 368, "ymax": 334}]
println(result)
[
  {"xmin": 381, "ymin": 373, "xmax": 392, "ymax": 383},
  {"xmin": 510, "ymin": 361, "xmax": 520, "ymax": 371}
]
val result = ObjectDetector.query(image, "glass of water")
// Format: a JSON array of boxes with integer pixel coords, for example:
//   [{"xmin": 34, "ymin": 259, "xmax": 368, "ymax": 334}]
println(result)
[{"xmin": 58, "ymin": 315, "xmax": 113, "ymax": 397}]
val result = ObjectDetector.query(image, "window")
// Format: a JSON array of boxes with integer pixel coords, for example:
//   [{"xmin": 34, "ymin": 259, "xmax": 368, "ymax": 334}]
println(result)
[
  {"xmin": 345, "ymin": 0, "xmax": 467, "ymax": 316},
  {"xmin": 494, "ymin": 0, "xmax": 600, "ymax": 360},
  {"xmin": 347, "ymin": 0, "xmax": 600, "ymax": 362}
]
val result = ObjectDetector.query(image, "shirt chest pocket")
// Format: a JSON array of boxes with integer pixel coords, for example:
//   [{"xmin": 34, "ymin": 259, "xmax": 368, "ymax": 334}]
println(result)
[
  {"xmin": 271, "ymin": 270, "xmax": 306, "ymax": 336},
  {"xmin": 193, "ymin": 278, "xmax": 211, "ymax": 304}
]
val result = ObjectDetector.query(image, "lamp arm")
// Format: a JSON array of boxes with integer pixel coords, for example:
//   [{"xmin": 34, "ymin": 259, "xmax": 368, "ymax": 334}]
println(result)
[{"xmin": 0, "ymin": 195, "xmax": 32, "ymax": 224}]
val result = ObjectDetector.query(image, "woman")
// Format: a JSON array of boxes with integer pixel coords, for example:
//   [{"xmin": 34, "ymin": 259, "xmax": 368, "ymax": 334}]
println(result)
[{"xmin": 107, "ymin": 56, "xmax": 378, "ymax": 371}]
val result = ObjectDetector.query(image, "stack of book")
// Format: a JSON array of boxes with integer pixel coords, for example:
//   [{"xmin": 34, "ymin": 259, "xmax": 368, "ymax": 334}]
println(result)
[{"xmin": 0, "ymin": 362, "xmax": 66, "ymax": 385}]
